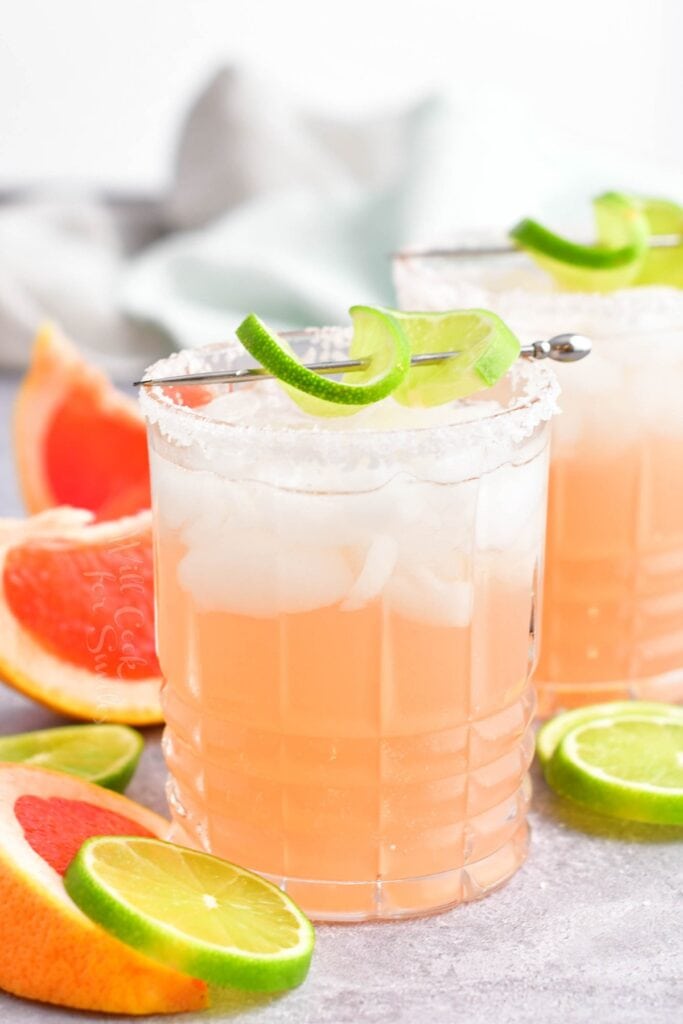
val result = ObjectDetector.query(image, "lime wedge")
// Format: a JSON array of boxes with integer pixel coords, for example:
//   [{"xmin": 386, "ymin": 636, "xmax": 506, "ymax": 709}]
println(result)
[
  {"xmin": 510, "ymin": 192, "xmax": 649, "ymax": 292},
  {"xmin": 544, "ymin": 713, "xmax": 683, "ymax": 824},
  {"xmin": 235, "ymin": 308, "xmax": 411, "ymax": 417},
  {"xmin": 633, "ymin": 196, "xmax": 683, "ymax": 286},
  {"xmin": 536, "ymin": 700, "xmax": 683, "ymax": 767},
  {"xmin": 374, "ymin": 308, "xmax": 520, "ymax": 407},
  {"xmin": 64, "ymin": 837, "xmax": 315, "ymax": 991},
  {"xmin": 0, "ymin": 724, "xmax": 143, "ymax": 792}
]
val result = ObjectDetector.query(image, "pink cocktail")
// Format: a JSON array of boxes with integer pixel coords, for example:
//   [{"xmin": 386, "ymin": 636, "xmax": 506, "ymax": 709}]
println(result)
[
  {"xmin": 141, "ymin": 329, "xmax": 557, "ymax": 920},
  {"xmin": 396, "ymin": 249, "xmax": 683, "ymax": 715}
]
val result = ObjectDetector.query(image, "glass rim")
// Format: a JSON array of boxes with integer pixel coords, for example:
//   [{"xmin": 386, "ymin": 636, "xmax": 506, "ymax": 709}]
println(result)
[
  {"xmin": 139, "ymin": 330, "xmax": 560, "ymax": 460},
  {"xmin": 393, "ymin": 237, "xmax": 683, "ymax": 333},
  {"xmin": 393, "ymin": 264, "xmax": 683, "ymax": 339}
]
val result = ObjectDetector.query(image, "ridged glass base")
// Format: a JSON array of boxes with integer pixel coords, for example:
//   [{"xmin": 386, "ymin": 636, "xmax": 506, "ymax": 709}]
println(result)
[
  {"xmin": 268, "ymin": 820, "xmax": 529, "ymax": 921},
  {"xmin": 166, "ymin": 817, "xmax": 529, "ymax": 922},
  {"xmin": 535, "ymin": 667, "xmax": 683, "ymax": 717}
]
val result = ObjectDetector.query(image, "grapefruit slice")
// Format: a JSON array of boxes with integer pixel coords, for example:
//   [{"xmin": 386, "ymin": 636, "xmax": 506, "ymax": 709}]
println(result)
[
  {"xmin": 14, "ymin": 324, "xmax": 150, "ymax": 521},
  {"xmin": 0, "ymin": 508, "xmax": 163, "ymax": 724},
  {"xmin": 0, "ymin": 762, "xmax": 207, "ymax": 1014}
]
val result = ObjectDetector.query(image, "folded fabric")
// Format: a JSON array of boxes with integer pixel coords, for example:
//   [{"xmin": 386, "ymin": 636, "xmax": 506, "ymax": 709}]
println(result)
[
  {"xmin": 123, "ymin": 67, "xmax": 456, "ymax": 346},
  {"xmin": 0, "ymin": 193, "xmax": 168, "ymax": 376},
  {"xmin": 123, "ymin": 67, "xmax": 683, "ymax": 352},
  {"xmin": 2, "ymin": 64, "xmax": 682, "ymax": 375}
]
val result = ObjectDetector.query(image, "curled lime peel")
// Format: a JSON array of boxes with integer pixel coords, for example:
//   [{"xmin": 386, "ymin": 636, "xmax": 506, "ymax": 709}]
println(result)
[
  {"xmin": 235, "ymin": 309, "xmax": 411, "ymax": 417},
  {"xmin": 510, "ymin": 192, "xmax": 649, "ymax": 292}
]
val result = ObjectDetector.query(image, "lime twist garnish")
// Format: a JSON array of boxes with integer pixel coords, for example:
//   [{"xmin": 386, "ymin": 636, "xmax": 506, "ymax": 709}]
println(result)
[
  {"xmin": 378, "ymin": 308, "xmax": 520, "ymax": 407},
  {"xmin": 65, "ymin": 836, "xmax": 315, "ymax": 991},
  {"xmin": 510, "ymin": 191, "xmax": 650, "ymax": 292},
  {"xmin": 236, "ymin": 306, "xmax": 411, "ymax": 417},
  {"xmin": 633, "ymin": 196, "xmax": 683, "ymax": 287},
  {"xmin": 539, "ymin": 701, "xmax": 683, "ymax": 825},
  {"xmin": 0, "ymin": 724, "xmax": 143, "ymax": 792},
  {"xmin": 236, "ymin": 306, "xmax": 520, "ymax": 415}
]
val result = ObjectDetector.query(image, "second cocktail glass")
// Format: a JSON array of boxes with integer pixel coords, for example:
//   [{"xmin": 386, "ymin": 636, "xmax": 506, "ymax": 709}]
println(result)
[
  {"xmin": 395, "ymin": 247, "xmax": 683, "ymax": 714},
  {"xmin": 141, "ymin": 329, "xmax": 557, "ymax": 920}
]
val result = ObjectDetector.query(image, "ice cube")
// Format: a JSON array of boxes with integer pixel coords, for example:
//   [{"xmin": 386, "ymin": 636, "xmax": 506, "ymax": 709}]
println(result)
[
  {"xmin": 341, "ymin": 535, "xmax": 399, "ymax": 612},
  {"xmin": 177, "ymin": 527, "xmax": 355, "ymax": 617},
  {"xmin": 386, "ymin": 565, "xmax": 473, "ymax": 628},
  {"xmin": 150, "ymin": 456, "xmax": 204, "ymax": 531},
  {"xmin": 476, "ymin": 453, "xmax": 547, "ymax": 551}
]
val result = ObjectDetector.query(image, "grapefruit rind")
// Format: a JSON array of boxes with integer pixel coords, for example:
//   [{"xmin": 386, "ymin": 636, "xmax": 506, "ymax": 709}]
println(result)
[
  {"xmin": 0, "ymin": 763, "xmax": 206, "ymax": 1015},
  {"xmin": 0, "ymin": 509, "xmax": 163, "ymax": 725}
]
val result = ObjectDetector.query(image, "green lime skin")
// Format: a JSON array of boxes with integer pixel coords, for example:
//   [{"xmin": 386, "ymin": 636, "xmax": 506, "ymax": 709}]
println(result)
[
  {"xmin": 509, "ymin": 192, "xmax": 650, "ymax": 292},
  {"xmin": 65, "ymin": 837, "xmax": 315, "ymax": 992},
  {"xmin": 0, "ymin": 724, "xmax": 144, "ymax": 792},
  {"xmin": 544, "ymin": 715, "xmax": 683, "ymax": 826},
  {"xmin": 536, "ymin": 700, "xmax": 683, "ymax": 767},
  {"xmin": 234, "ymin": 306, "xmax": 521, "ymax": 416},
  {"xmin": 236, "ymin": 309, "xmax": 411, "ymax": 408}
]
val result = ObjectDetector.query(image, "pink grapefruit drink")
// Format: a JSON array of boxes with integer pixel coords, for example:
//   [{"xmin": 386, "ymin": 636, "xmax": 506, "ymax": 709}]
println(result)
[
  {"xmin": 396, "ymin": 246, "xmax": 683, "ymax": 715},
  {"xmin": 141, "ymin": 330, "xmax": 557, "ymax": 920}
]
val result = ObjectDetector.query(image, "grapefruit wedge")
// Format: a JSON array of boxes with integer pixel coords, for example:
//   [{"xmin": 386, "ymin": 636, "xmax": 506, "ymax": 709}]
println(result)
[
  {"xmin": 14, "ymin": 324, "xmax": 150, "ymax": 521},
  {"xmin": 0, "ymin": 762, "xmax": 207, "ymax": 1014},
  {"xmin": 0, "ymin": 508, "xmax": 163, "ymax": 724}
]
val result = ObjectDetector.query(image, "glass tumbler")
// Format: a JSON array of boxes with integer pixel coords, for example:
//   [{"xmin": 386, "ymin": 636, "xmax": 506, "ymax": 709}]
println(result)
[
  {"xmin": 395, "ymin": 246, "xmax": 683, "ymax": 715},
  {"xmin": 141, "ymin": 330, "xmax": 557, "ymax": 920}
]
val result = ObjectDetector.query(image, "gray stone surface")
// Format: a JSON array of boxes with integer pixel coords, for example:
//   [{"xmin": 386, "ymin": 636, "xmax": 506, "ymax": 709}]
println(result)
[
  {"xmin": 1, "ymin": 373, "xmax": 22, "ymax": 517},
  {"xmin": 0, "ymin": 372, "xmax": 682, "ymax": 1023}
]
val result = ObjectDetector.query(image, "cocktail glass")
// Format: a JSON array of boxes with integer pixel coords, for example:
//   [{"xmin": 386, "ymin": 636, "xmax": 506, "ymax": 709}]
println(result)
[
  {"xmin": 395, "ymin": 245, "xmax": 683, "ymax": 715},
  {"xmin": 140, "ymin": 328, "xmax": 558, "ymax": 920}
]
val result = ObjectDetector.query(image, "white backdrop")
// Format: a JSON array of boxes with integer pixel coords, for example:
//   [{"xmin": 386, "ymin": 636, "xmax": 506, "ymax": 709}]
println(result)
[{"xmin": 0, "ymin": 0, "xmax": 681, "ymax": 195}]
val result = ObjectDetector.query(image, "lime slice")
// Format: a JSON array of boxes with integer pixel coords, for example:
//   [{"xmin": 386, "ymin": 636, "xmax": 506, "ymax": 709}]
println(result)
[
  {"xmin": 64, "ymin": 837, "xmax": 315, "ymax": 991},
  {"xmin": 510, "ymin": 192, "xmax": 649, "ymax": 292},
  {"xmin": 536, "ymin": 700, "xmax": 683, "ymax": 767},
  {"xmin": 235, "ymin": 308, "xmax": 411, "ymax": 417},
  {"xmin": 0, "ymin": 724, "xmax": 143, "ymax": 792},
  {"xmin": 372, "ymin": 308, "xmax": 520, "ymax": 407},
  {"xmin": 544, "ymin": 713, "xmax": 683, "ymax": 824},
  {"xmin": 633, "ymin": 196, "xmax": 683, "ymax": 287}
]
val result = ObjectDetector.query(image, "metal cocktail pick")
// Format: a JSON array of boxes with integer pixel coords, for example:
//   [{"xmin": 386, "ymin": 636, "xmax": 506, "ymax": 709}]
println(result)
[
  {"xmin": 135, "ymin": 333, "xmax": 591, "ymax": 388},
  {"xmin": 393, "ymin": 236, "xmax": 682, "ymax": 259}
]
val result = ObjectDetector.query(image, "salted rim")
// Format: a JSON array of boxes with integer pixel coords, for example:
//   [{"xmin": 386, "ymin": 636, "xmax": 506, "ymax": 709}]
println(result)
[
  {"xmin": 394, "ymin": 232, "xmax": 683, "ymax": 334},
  {"xmin": 139, "ymin": 329, "xmax": 560, "ymax": 458}
]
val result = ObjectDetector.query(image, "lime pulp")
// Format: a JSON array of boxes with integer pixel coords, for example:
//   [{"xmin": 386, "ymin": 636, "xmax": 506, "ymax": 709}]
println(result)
[
  {"xmin": 0, "ymin": 724, "xmax": 144, "ymax": 792},
  {"xmin": 374, "ymin": 308, "xmax": 520, "ymax": 407},
  {"xmin": 235, "ymin": 306, "xmax": 520, "ymax": 415},
  {"xmin": 543, "ymin": 709, "xmax": 683, "ymax": 825},
  {"xmin": 536, "ymin": 700, "xmax": 683, "ymax": 766},
  {"xmin": 64, "ymin": 837, "xmax": 315, "ymax": 991},
  {"xmin": 634, "ymin": 195, "xmax": 683, "ymax": 286}
]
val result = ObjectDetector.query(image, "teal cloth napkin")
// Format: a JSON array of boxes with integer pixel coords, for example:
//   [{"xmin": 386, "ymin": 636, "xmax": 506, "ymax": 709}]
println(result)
[
  {"xmin": 2, "ymin": 66, "xmax": 681, "ymax": 373},
  {"xmin": 123, "ymin": 67, "xmax": 460, "ymax": 347},
  {"xmin": 122, "ymin": 68, "xmax": 683, "ymax": 354}
]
